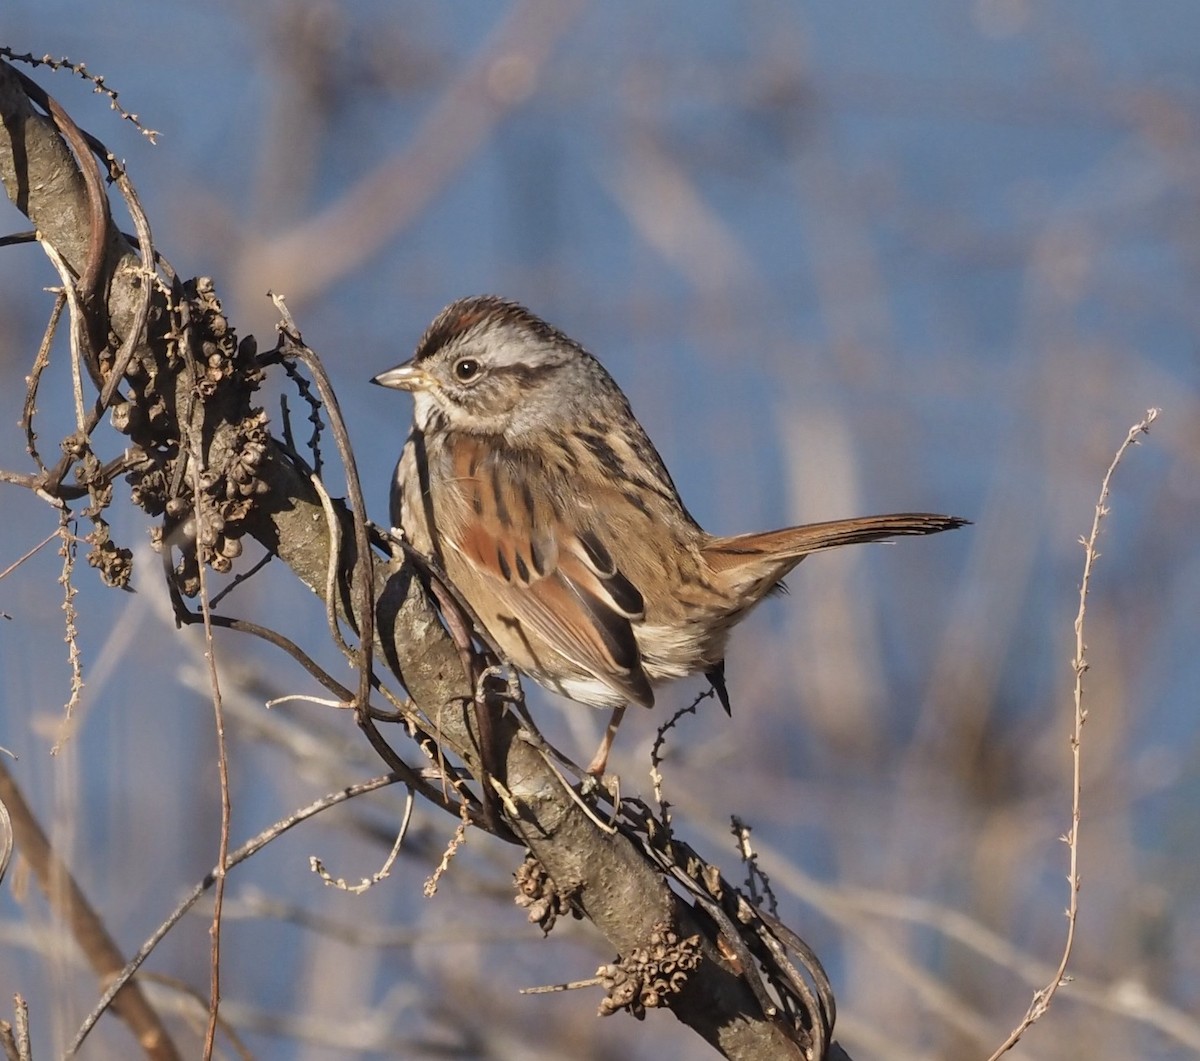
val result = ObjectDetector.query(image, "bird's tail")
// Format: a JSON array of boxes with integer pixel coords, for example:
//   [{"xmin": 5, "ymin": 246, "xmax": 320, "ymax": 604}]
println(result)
[{"xmin": 704, "ymin": 512, "xmax": 968, "ymax": 597}]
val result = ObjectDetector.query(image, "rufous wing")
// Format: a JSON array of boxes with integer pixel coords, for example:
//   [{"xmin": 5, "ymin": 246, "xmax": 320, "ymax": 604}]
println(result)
[{"xmin": 441, "ymin": 435, "xmax": 655, "ymax": 708}]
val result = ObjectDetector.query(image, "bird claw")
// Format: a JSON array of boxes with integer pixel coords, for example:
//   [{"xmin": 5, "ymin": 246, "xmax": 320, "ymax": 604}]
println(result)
[
  {"xmin": 579, "ymin": 769, "xmax": 621, "ymax": 823},
  {"xmin": 474, "ymin": 663, "xmax": 523, "ymax": 707}
]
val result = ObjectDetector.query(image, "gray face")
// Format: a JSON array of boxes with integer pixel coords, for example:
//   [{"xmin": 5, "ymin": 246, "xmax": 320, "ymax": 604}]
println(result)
[
  {"xmin": 413, "ymin": 320, "xmax": 577, "ymax": 436},
  {"xmin": 374, "ymin": 296, "xmax": 629, "ymax": 441}
]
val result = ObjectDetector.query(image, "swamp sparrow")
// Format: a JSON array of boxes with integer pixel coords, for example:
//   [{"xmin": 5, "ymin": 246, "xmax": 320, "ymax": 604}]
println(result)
[{"xmin": 373, "ymin": 296, "xmax": 966, "ymax": 774}]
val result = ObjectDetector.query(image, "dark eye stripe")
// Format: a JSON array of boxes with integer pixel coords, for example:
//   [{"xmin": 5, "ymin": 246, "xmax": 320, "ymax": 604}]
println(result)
[{"xmin": 491, "ymin": 363, "xmax": 560, "ymax": 387}]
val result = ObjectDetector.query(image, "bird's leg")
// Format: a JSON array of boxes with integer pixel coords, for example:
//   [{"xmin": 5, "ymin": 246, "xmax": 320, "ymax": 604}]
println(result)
[{"xmin": 586, "ymin": 704, "xmax": 627, "ymax": 777}]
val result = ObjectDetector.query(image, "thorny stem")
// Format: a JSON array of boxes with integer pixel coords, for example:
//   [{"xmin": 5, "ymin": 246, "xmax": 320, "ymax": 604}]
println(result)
[{"xmin": 987, "ymin": 408, "xmax": 1159, "ymax": 1060}]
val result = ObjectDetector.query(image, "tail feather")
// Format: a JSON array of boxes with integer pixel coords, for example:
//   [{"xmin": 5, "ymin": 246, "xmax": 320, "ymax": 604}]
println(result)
[
  {"xmin": 709, "ymin": 513, "xmax": 968, "ymax": 561},
  {"xmin": 704, "ymin": 514, "xmax": 967, "ymax": 598}
]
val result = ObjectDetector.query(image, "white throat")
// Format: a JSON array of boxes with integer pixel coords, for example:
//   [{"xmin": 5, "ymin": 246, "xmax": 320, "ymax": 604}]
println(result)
[{"xmin": 411, "ymin": 390, "xmax": 440, "ymax": 432}]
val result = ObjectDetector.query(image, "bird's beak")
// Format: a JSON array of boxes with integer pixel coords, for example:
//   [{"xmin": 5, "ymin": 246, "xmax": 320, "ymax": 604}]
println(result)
[{"xmin": 371, "ymin": 360, "xmax": 431, "ymax": 392}]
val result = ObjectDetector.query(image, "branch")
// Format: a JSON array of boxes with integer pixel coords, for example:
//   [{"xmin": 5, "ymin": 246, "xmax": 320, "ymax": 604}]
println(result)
[{"xmin": 0, "ymin": 758, "xmax": 180, "ymax": 1060}]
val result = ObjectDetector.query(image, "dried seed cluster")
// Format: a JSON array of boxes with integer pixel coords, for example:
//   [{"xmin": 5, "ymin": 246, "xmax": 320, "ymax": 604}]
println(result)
[
  {"xmin": 597, "ymin": 924, "xmax": 702, "ymax": 1019},
  {"xmin": 187, "ymin": 277, "xmax": 263, "ymax": 399},
  {"xmin": 513, "ymin": 854, "xmax": 581, "ymax": 935},
  {"xmin": 60, "ymin": 437, "xmax": 135, "ymax": 588},
  {"xmin": 85, "ymin": 517, "xmax": 133, "ymax": 588},
  {"xmin": 119, "ymin": 277, "xmax": 270, "ymax": 594}
]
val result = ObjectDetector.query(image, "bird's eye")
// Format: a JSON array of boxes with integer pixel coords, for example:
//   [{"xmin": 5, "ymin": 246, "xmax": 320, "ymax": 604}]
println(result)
[{"xmin": 453, "ymin": 357, "xmax": 481, "ymax": 382}]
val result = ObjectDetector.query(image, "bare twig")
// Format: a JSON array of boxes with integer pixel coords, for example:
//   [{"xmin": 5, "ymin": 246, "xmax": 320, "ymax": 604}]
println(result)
[
  {"xmin": 987, "ymin": 407, "xmax": 1160, "ymax": 1060},
  {"xmin": 54, "ymin": 513, "xmax": 84, "ymax": 747},
  {"xmin": 423, "ymin": 799, "xmax": 472, "ymax": 897},
  {"xmin": 1, "ymin": 995, "xmax": 31, "ymax": 1061},
  {"xmin": 310, "ymin": 784, "xmax": 415, "ymax": 894},
  {"xmin": 39, "ymin": 241, "xmax": 89, "ymax": 433},
  {"xmin": 732, "ymin": 816, "xmax": 780, "ymax": 917},
  {"xmin": 69, "ymin": 774, "xmax": 405, "ymax": 1055},
  {"xmin": 649, "ymin": 686, "xmax": 715, "ymax": 821},
  {"xmin": 270, "ymin": 300, "xmax": 375, "ymax": 718},
  {"xmin": 0, "ymin": 48, "xmax": 160, "ymax": 141},
  {"xmin": 20, "ymin": 288, "xmax": 64, "ymax": 472},
  {"xmin": 0, "ymin": 760, "xmax": 181, "ymax": 1060},
  {"xmin": 207, "ymin": 549, "xmax": 274, "ymax": 608},
  {"xmin": 0, "ymin": 530, "xmax": 60, "ymax": 582},
  {"xmin": 520, "ymin": 976, "xmax": 604, "ymax": 996},
  {"xmin": 189, "ymin": 428, "xmax": 231, "ymax": 1061}
]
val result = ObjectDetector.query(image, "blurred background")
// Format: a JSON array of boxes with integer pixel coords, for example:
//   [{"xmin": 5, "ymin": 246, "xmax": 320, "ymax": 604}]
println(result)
[{"xmin": 1, "ymin": 2, "xmax": 1198, "ymax": 1058}]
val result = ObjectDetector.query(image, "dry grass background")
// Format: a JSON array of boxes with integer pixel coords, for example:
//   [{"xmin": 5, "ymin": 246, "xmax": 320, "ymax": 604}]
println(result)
[{"xmin": 1, "ymin": 4, "xmax": 1198, "ymax": 1058}]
